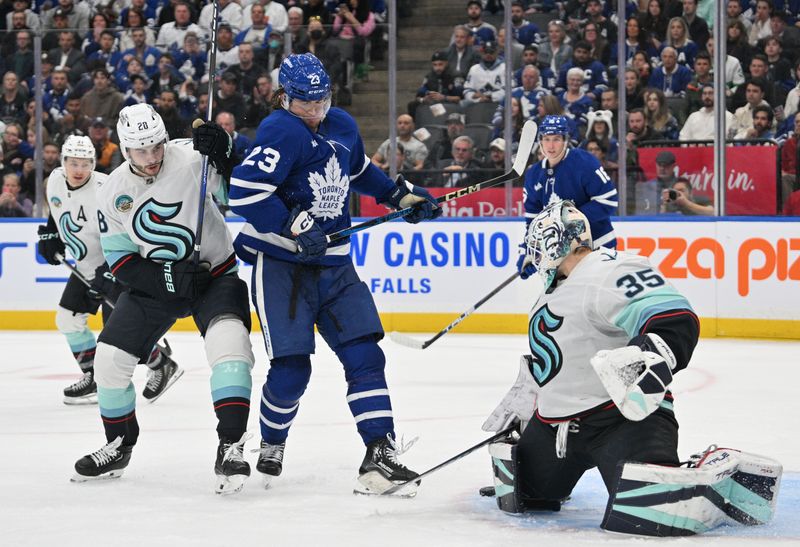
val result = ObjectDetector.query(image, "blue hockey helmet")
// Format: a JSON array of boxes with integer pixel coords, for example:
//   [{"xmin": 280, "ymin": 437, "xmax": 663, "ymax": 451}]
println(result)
[
  {"xmin": 539, "ymin": 115, "xmax": 569, "ymax": 139},
  {"xmin": 279, "ymin": 53, "xmax": 331, "ymax": 102}
]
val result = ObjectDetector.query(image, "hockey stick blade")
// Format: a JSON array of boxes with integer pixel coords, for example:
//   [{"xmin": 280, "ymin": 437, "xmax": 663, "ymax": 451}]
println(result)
[
  {"xmin": 388, "ymin": 331, "xmax": 427, "ymax": 350},
  {"xmin": 382, "ymin": 425, "xmax": 517, "ymax": 496},
  {"xmin": 328, "ymin": 121, "xmax": 538, "ymax": 244}
]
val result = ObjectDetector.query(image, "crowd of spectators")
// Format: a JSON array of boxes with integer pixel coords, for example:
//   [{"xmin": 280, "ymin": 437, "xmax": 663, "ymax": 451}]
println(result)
[
  {"xmin": 1, "ymin": 0, "xmax": 800, "ymax": 217},
  {"xmin": 386, "ymin": 0, "xmax": 800, "ymax": 215},
  {"xmin": 0, "ymin": 0, "xmax": 394, "ymax": 217}
]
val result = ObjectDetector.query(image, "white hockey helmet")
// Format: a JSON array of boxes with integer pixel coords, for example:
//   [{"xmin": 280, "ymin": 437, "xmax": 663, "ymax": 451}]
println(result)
[
  {"xmin": 61, "ymin": 135, "xmax": 96, "ymax": 169},
  {"xmin": 116, "ymin": 103, "xmax": 169, "ymax": 162},
  {"xmin": 525, "ymin": 200, "xmax": 593, "ymax": 289}
]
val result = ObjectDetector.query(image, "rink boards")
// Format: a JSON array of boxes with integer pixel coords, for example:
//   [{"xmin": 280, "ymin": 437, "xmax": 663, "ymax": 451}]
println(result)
[{"xmin": 0, "ymin": 217, "xmax": 797, "ymax": 339}]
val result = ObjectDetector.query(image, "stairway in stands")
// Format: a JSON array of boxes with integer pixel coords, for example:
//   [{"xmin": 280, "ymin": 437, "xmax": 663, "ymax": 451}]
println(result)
[{"xmin": 342, "ymin": 1, "xmax": 466, "ymax": 155}]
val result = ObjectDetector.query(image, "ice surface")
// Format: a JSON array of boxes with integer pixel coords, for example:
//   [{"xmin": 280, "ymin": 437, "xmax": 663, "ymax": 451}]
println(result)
[{"xmin": 1, "ymin": 332, "xmax": 797, "ymax": 546}]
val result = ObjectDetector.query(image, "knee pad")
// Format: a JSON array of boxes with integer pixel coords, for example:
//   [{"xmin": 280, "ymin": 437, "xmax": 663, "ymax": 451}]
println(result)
[
  {"xmin": 94, "ymin": 342, "xmax": 138, "ymax": 389},
  {"xmin": 267, "ymin": 355, "xmax": 312, "ymax": 403},
  {"xmin": 205, "ymin": 314, "xmax": 255, "ymax": 370},
  {"xmin": 55, "ymin": 305, "xmax": 89, "ymax": 334},
  {"xmin": 335, "ymin": 337, "xmax": 386, "ymax": 384}
]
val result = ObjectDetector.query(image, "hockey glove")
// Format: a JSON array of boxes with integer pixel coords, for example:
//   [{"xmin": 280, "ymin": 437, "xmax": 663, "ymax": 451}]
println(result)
[
  {"xmin": 590, "ymin": 333, "xmax": 677, "ymax": 422},
  {"xmin": 381, "ymin": 175, "xmax": 443, "ymax": 224},
  {"xmin": 482, "ymin": 355, "xmax": 538, "ymax": 433},
  {"xmin": 516, "ymin": 243, "xmax": 536, "ymax": 280},
  {"xmin": 157, "ymin": 260, "xmax": 212, "ymax": 301},
  {"xmin": 284, "ymin": 206, "xmax": 328, "ymax": 262},
  {"xmin": 192, "ymin": 121, "xmax": 233, "ymax": 173},
  {"xmin": 37, "ymin": 222, "xmax": 66, "ymax": 266},
  {"xmin": 88, "ymin": 263, "xmax": 117, "ymax": 301}
]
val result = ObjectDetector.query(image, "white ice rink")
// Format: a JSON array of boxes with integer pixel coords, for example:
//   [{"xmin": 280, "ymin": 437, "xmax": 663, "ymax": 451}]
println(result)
[{"xmin": 1, "ymin": 331, "xmax": 797, "ymax": 546}]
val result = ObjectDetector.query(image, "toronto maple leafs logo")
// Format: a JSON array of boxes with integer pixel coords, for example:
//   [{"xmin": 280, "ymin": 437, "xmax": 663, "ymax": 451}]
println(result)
[{"xmin": 308, "ymin": 155, "xmax": 349, "ymax": 220}]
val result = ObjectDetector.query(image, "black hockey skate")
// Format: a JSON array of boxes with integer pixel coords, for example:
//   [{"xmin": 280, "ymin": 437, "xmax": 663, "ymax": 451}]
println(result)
[
  {"xmin": 255, "ymin": 440, "xmax": 285, "ymax": 488},
  {"xmin": 142, "ymin": 355, "xmax": 184, "ymax": 402},
  {"xmin": 214, "ymin": 433, "xmax": 252, "ymax": 495},
  {"xmin": 354, "ymin": 434, "xmax": 420, "ymax": 497},
  {"xmin": 63, "ymin": 370, "xmax": 97, "ymax": 405},
  {"xmin": 72, "ymin": 436, "xmax": 132, "ymax": 482}
]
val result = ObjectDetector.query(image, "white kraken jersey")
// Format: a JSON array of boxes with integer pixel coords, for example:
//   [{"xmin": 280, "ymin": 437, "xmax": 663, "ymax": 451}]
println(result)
[
  {"xmin": 528, "ymin": 249, "xmax": 692, "ymax": 421},
  {"xmin": 46, "ymin": 167, "xmax": 108, "ymax": 278},
  {"xmin": 97, "ymin": 139, "xmax": 235, "ymax": 270}
]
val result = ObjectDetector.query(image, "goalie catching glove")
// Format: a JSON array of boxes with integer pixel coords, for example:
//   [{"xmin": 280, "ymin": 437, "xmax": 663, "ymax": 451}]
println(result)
[
  {"xmin": 590, "ymin": 333, "xmax": 677, "ymax": 422},
  {"xmin": 379, "ymin": 175, "xmax": 443, "ymax": 224},
  {"xmin": 482, "ymin": 355, "xmax": 538, "ymax": 432}
]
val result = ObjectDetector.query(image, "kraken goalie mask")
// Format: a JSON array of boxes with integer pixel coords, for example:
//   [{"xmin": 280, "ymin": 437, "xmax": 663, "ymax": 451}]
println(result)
[{"xmin": 525, "ymin": 200, "xmax": 593, "ymax": 289}]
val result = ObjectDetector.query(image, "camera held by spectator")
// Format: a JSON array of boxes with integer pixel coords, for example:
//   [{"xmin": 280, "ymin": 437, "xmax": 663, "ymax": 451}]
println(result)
[{"xmin": 660, "ymin": 177, "xmax": 714, "ymax": 216}]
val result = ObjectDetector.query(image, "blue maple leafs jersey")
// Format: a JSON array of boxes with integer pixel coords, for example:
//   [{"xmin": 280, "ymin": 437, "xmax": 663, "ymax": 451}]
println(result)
[
  {"xmin": 523, "ymin": 147, "xmax": 618, "ymax": 248},
  {"xmin": 229, "ymin": 107, "xmax": 397, "ymax": 265}
]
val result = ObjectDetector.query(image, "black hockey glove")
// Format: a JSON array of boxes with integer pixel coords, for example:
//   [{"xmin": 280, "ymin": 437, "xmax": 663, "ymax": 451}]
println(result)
[
  {"xmin": 379, "ymin": 175, "xmax": 443, "ymax": 224},
  {"xmin": 37, "ymin": 219, "xmax": 65, "ymax": 266},
  {"xmin": 192, "ymin": 121, "xmax": 233, "ymax": 173},
  {"xmin": 283, "ymin": 206, "xmax": 328, "ymax": 262},
  {"xmin": 88, "ymin": 263, "xmax": 117, "ymax": 301},
  {"xmin": 157, "ymin": 260, "xmax": 212, "ymax": 301}
]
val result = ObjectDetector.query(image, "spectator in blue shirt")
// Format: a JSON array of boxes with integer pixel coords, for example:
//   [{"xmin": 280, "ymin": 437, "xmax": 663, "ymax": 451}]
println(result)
[
  {"xmin": 555, "ymin": 41, "xmax": 609, "ymax": 99},
  {"xmin": 647, "ymin": 46, "xmax": 693, "ymax": 97}
]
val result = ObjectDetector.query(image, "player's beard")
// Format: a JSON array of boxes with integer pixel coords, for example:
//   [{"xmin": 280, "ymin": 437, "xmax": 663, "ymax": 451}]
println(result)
[{"xmin": 130, "ymin": 159, "xmax": 163, "ymax": 178}]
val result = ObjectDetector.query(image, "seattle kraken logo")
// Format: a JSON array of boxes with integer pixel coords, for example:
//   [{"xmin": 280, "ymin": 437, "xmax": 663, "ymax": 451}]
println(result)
[
  {"xmin": 59, "ymin": 212, "xmax": 87, "ymax": 261},
  {"xmin": 528, "ymin": 305, "xmax": 564, "ymax": 387},
  {"xmin": 133, "ymin": 199, "xmax": 194, "ymax": 260}
]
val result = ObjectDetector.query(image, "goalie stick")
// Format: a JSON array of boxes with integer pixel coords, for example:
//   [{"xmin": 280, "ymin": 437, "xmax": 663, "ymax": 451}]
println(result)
[
  {"xmin": 381, "ymin": 425, "xmax": 517, "ymax": 496},
  {"xmin": 389, "ymin": 271, "xmax": 521, "ymax": 350},
  {"xmin": 328, "ymin": 120, "xmax": 538, "ymax": 244},
  {"xmin": 55, "ymin": 253, "xmax": 173, "ymax": 356}
]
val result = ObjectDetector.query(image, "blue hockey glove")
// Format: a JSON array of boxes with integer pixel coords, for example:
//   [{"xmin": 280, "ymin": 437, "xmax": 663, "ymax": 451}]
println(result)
[
  {"xmin": 383, "ymin": 175, "xmax": 443, "ymax": 224},
  {"xmin": 516, "ymin": 243, "xmax": 536, "ymax": 280},
  {"xmin": 88, "ymin": 263, "xmax": 117, "ymax": 301},
  {"xmin": 284, "ymin": 206, "xmax": 328, "ymax": 262}
]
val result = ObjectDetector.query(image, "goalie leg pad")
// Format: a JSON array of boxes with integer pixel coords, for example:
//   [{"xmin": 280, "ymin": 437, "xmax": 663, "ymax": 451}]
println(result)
[
  {"xmin": 601, "ymin": 448, "xmax": 782, "ymax": 537},
  {"xmin": 489, "ymin": 441, "xmax": 525, "ymax": 514}
]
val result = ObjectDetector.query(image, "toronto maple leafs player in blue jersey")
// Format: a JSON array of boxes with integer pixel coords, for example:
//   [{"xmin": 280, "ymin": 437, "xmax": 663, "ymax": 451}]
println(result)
[
  {"xmin": 229, "ymin": 53, "xmax": 442, "ymax": 496},
  {"xmin": 517, "ymin": 115, "xmax": 618, "ymax": 279}
]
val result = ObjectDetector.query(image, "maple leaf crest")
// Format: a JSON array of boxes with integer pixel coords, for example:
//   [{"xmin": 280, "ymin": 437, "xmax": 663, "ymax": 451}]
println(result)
[{"xmin": 308, "ymin": 154, "xmax": 350, "ymax": 221}]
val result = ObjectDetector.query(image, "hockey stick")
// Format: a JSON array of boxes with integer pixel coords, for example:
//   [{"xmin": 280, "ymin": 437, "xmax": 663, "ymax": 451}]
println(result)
[
  {"xmin": 191, "ymin": 0, "xmax": 220, "ymax": 265},
  {"xmin": 55, "ymin": 253, "xmax": 173, "ymax": 356},
  {"xmin": 389, "ymin": 271, "xmax": 521, "ymax": 350},
  {"xmin": 382, "ymin": 425, "xmax": 517, "ymax": 496},
  {"xmin": 328, "ymin": 120, "xmax": 538, "ymax": 244}
]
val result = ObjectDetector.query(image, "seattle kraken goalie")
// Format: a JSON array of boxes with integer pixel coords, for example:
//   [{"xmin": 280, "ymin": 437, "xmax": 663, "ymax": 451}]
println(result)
[{"xmin": 481, "ymin": 200, "xmax": 781, "ymax": 536}]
